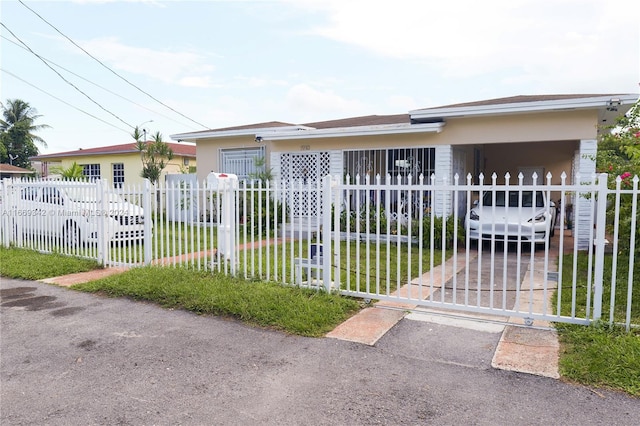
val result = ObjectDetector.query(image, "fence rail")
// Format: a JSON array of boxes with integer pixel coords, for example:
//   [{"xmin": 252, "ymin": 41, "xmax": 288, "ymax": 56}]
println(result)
[{"xmin": 1, "ymin": 173, "xmax": 637, "ymax": 330}]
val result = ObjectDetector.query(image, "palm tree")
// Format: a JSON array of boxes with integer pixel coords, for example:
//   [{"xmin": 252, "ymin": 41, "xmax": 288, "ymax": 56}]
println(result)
[
  {"xmin": 49, "ymin": 161, "xmax": 86, "ymax": 180},
  {"xmin": 1, "ymin": 99, "xmax": 50, "ymax": 168},
  {"xmin": 132, "ymin": 126, "xmax": 174, "ymax": 186}
]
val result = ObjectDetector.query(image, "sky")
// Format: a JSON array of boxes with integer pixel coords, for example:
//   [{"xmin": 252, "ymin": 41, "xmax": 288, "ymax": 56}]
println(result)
[{"xmin": 1, "ymin": 0, "xmax": 639, "ymax": 155}]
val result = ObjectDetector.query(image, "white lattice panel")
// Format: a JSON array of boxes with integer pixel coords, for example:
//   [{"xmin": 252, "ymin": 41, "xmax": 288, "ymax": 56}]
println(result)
[{"xmin": 280, "ymin": 152, "xmax": 330, "ymax": 217}]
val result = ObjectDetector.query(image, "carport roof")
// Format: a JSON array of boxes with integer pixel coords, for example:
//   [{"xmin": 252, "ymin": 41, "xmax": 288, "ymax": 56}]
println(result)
[{"xmin": 409, "ymin": 93, "xmax": 638, "ymax": 124}]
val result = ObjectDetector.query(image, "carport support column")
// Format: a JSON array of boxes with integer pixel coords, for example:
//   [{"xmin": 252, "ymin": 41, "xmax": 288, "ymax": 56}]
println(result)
[
  {"xmin": 434, "ymin": 145, "xmax": 453, "ymax": 217},
  {"xmin": 575, "ymin": 139, "xmax": 597, "ymax": 250}
]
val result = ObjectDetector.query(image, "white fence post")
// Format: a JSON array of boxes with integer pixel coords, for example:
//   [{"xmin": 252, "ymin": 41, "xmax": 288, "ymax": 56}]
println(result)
[
  {"xmin": 1, "ymin": 178, "xmax": 11, "ymax": 247},
  {"xmin": 96, "ymin": 179, "xmax": 108, "ymax": 266},
  {"xmin": 143, "ymin": 179, "xmax": 153, "ymax": 265},
  {"xmin": 592, "ymin": 173, "xmax": 608, "ymax": 322},
  {"xmin": 322, "ymin": 175, "xmax": 333, "ymax": 291},
  {"xmin": 207, "ymin": 173, "xmax": 239, "ymax": 274}
]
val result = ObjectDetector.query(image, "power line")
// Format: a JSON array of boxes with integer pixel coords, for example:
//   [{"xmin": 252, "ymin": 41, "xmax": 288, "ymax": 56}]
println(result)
[
  {"xmin": 1, "ymin": 35, "xmax": 197, "ymax": 130},
  {"xmin": 0, "ymin": 68, "xmax": 131, "ymax": 135},
  {"xmin": 18, "ymin": 0, "xmax": 211, "ymax": 130},
  {"xmin": 0, "ymin": 22, "xmax": 135, "ymax": 129}
]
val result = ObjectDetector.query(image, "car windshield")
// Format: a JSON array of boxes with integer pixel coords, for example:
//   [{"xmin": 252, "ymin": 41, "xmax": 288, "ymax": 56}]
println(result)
[{"xmin": 481, "ymin": 191, "xmax": 545, "ymax": 208}]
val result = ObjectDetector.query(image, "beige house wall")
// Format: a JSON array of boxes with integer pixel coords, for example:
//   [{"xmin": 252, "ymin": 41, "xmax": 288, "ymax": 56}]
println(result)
[
  {"xmin": 483, "ymin": 141, "xmax": 577, "ymax": 184},
  {"xmin": 434, "ymin": 110, "xmax": 597, "ymax": 145},
  {"xmin": 194, "ymin": 108, "xmax": 598, "ymax": 183}
]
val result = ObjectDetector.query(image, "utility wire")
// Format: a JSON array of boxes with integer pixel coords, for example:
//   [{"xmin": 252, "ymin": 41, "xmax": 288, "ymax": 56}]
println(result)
[
  {"xmin": 1, "ymin": 68, "xmax": 131, "ymax": 134},
  {"xmin": 2, "ymin": 35, "xmax": 196, "ymax": 130},
  {"xmin": 18, "ymin": 0, "xmax": 211, "ymax": 130},
  {"xmin": 1, "ymin": 22, "xmax": 134, "ymax": 129}
]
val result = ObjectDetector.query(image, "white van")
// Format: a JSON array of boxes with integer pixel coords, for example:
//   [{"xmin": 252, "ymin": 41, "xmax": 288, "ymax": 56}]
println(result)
[{"xmin": 7, "ymin": 181, "xmax": 147, "ymax": 246}]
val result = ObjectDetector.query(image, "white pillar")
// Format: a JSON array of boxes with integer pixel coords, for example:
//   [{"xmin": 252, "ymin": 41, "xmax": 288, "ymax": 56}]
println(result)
[
  {"xmin": 434, "ymin": 145, "xmax": 453, "ymax": 217},
  {"xmin": 574, "ymin": 139, "xmax": 597, "ymax": 250}
]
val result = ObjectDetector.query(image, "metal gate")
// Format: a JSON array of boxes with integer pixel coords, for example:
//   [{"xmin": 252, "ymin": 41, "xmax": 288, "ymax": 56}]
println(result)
[{"xmin": 309, "ymin": 172, "xmax": 637, "ymax": 328}]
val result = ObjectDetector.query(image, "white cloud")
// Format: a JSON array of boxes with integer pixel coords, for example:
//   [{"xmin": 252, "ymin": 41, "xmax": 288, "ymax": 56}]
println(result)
[
  {"xmin": 234, "ymin": 76, "xmax": 289, "ymax": 88},
  {"xmin": 285, "ymin": 83, "xmax": 370, "ymax": 120},
  {"xmin": 294, "ymin": 0, "xmax": 640, "ymax": 91},
  {"xmin": 386, "ymin": 95, "xmax": 422, "ymax": 112},
  {"xmin": 77, "ymin": 37, "xmax": 217, "ymax": 87}
]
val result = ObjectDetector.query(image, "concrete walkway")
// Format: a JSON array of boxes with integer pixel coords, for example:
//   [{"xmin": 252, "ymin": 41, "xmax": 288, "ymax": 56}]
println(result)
[{"xmin": 326, "ymin": 232, "xmax": 572, "ymax": 379}]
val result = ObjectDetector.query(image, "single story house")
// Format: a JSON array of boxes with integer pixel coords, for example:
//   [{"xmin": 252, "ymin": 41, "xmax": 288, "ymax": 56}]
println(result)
[
  {"xmin": 31, "ymin": 141, "xmax": 197, "ymax": 187},
  {"xmin": 172, "ymin": 93, "xmax": 636, "ymax": 200}
]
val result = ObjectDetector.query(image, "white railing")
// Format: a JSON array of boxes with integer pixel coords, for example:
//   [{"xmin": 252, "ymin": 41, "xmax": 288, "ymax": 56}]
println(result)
[{"xmin": 1, "ymin": 172, "xmax": 637, "ymax": 330}]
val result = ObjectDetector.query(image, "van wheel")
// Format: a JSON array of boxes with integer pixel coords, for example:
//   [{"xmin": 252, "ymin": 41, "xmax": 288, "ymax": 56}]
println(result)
[{"xmin": 63, "ymin": 224, "xmax": 81, "ymax": 247}]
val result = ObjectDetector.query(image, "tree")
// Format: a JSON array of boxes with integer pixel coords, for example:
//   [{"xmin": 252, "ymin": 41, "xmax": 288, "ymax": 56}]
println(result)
[
  {"xmin": 596, "ymin": 100, "xmax": 640, "ymax": 255},
  {"xmin": 133, "ymin": 126, "xmax": 174, "ymax": 186},
  {"xmin": 49, "ymin": 161, "xmax": 86, "ymax": 180},
  {"xmin": 0, "ymin": 99, "xmax": 50, "ymax": 168}
]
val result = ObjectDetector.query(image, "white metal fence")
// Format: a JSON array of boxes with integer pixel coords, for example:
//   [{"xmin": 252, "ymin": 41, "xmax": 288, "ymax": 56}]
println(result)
[{"xmin": 1, "ymin": 172, "xmax": 637, "ymax": 330}]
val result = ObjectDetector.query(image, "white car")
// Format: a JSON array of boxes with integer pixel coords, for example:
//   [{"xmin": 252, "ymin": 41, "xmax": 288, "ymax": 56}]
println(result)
[
  {"xmin": 7, "ymin": 181, "xmax": 147, "ymax": 247},
  {"xmin": 465, "ymin": 190, "xmax": 556, "ymax": 245}
]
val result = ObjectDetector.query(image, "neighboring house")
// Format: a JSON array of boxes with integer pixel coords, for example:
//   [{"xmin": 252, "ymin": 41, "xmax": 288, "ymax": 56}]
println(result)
[
  {"xmin": 0, "ymin": 164, "xmax": 34, "ymax": 179},
  {"xmin": 31, "ymin": 142, "xmax": 196, "ymax": 187}
]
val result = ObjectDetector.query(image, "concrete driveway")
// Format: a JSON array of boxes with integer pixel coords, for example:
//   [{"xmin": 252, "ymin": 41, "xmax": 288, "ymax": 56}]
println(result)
[{"xmin": 1, "ymin": 277, "xmax": 638, "ymax": 425}]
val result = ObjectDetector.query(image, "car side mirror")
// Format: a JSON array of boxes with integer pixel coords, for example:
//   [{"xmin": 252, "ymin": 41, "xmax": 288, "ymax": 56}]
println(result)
[{"xmin": 473, "ymin": 200, "xmax": 479, "ymax": 206}]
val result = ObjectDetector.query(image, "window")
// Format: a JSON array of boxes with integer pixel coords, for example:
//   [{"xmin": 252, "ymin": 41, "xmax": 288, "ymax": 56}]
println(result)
[
  {"xmin": 343, "ymin": 148, "xmax": 435, "ymax": 184},
  {"xmin": 220, "ymin": 147, "xmax": 265, "ymax": 181},
  {"xmin": 82, "ymin": 164, "xmax": 101, "ymax": 180},
  {"xmin": 112, "ymin": 163, "xmax": 124, "ymax": 188}
]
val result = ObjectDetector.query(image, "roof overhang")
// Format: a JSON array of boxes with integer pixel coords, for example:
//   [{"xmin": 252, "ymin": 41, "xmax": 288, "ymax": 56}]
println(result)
[
  {"xmin": 257, "ymin": 122, "xmax": 445, "ymax": 141},
  {"xmin": 171, "ymin": 125, "xmax": 313, "ymax": 142},
  {"xmin": 410, "ymin": 94, "xmax": 638, "ymax": 123}
]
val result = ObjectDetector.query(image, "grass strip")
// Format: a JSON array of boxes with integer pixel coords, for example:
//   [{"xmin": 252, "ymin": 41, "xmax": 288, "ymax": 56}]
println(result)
[
  {"xmin": 72, "ymin": 266, "xmax": 361, "ymax": 337},
  {"xmin": 556, "ymin": 322, "xmax": 640, "ymax": 397},
  {"xmin": 556, "ymin": 252, "xmax": 640, "ymax": 398},
  {"xmin": 0, "ymin": 246, "xmax": 102, "ymax": 280}
]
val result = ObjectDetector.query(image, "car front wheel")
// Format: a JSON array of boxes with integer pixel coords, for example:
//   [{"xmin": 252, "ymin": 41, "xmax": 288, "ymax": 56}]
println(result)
[{"xmin": 63, "ymin": 223, "xmax": 81, "ymax": 248}]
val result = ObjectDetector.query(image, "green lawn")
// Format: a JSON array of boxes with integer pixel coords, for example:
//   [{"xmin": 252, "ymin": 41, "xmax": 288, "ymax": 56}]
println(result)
[
  {"xmin": 556, "ymin": 252, "xmax": 640, "ymax": 397},
  {"xmin": 0, "ymin": 246, "xmax": 101, "ymax": 280},
  {"xmin": 237, "ymin": 240, "xmax": 448, "ymax": 293},
  {"xmin": 72, "ymin": 266, "xmax": 361, "ymax": 337}
]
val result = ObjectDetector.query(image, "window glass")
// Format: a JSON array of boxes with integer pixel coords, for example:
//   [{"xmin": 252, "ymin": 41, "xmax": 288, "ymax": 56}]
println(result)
[
  {"xmin": 113, "ymin": 163, "xmax": 124, "ymax": 188},
  {"xmin": 82, "ymin": 164, "xmax": 101, "ymax": 180}
]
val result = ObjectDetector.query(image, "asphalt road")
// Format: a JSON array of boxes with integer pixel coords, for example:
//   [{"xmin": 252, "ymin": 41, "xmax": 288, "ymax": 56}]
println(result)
[{"xmin": 1, "ymin": 277, "xmax": 638, "ymax": 425}]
